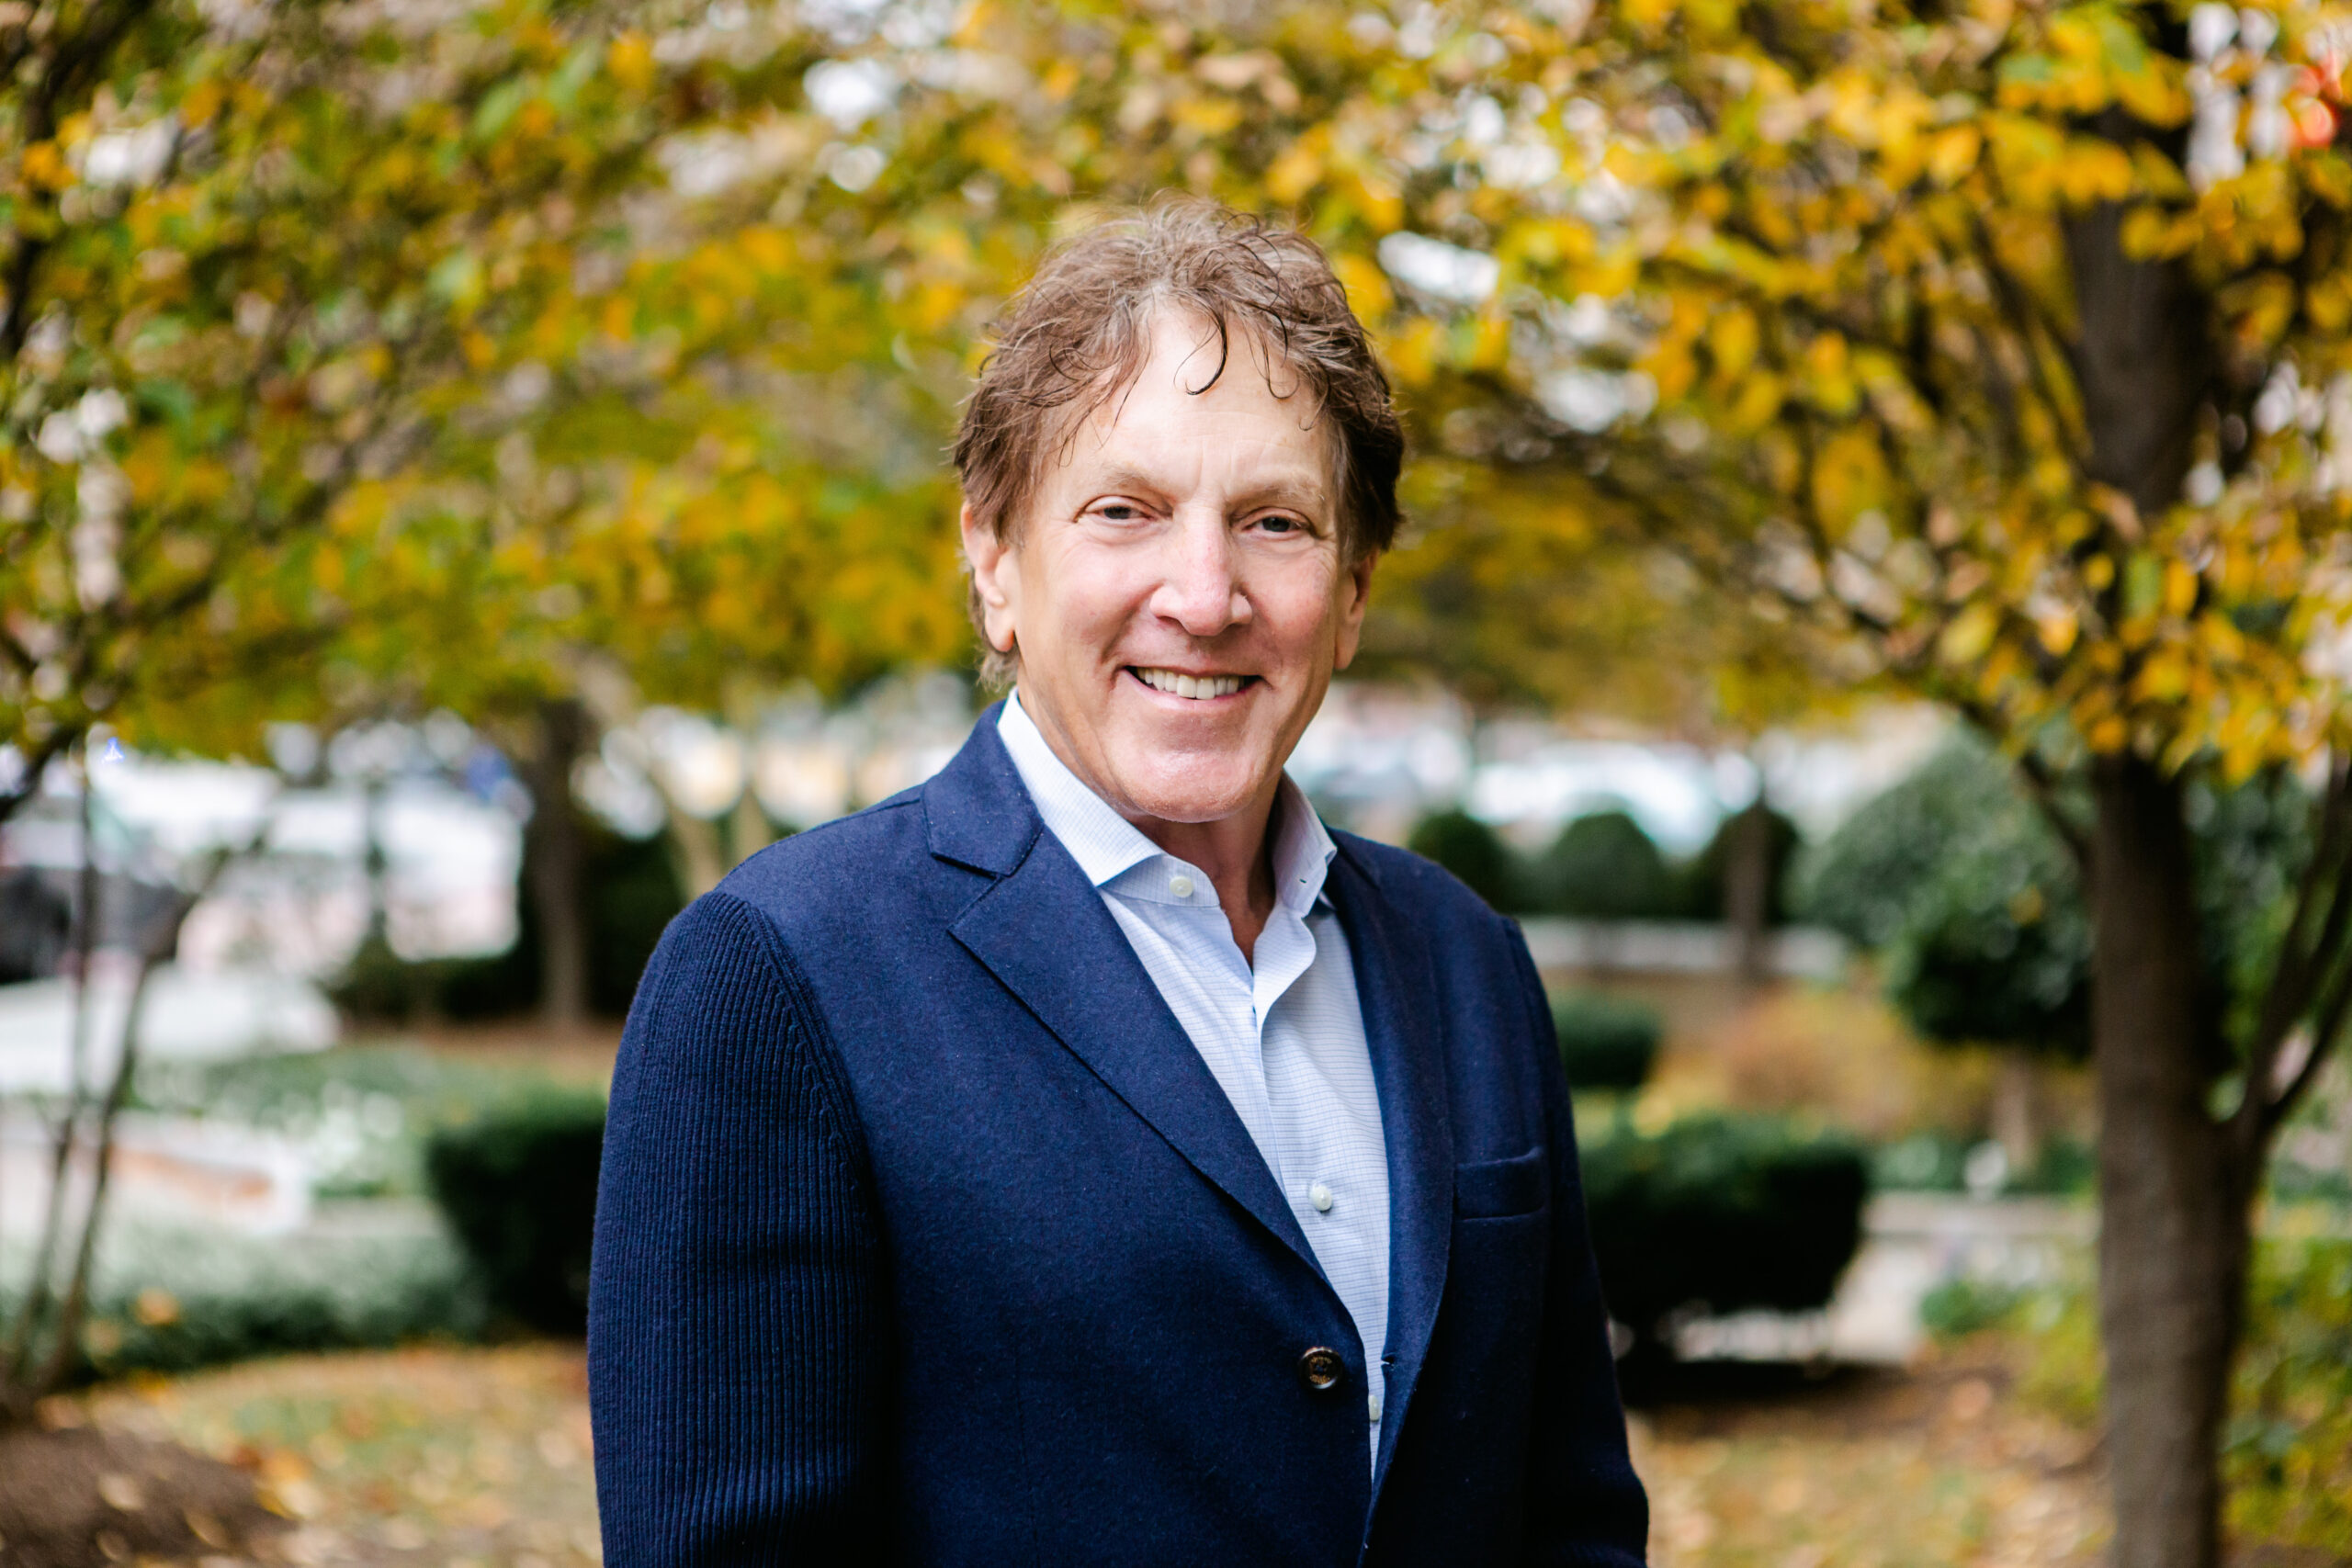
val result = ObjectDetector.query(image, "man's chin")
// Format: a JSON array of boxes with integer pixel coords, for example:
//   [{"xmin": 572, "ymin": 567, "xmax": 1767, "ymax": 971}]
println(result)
[{"xmin": 1102, "ymin": 757, "xmax": 1271, "ymax": 827}]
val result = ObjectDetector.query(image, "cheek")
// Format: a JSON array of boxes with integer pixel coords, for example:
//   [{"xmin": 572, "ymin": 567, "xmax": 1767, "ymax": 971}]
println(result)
[
  {"xmin": 1253, "ymin": 564, "xmax": 1348, "ymax": 655},
  {"xmin": 1022, "ymin": 545, "xmax": 1150, "ymax": 653}
]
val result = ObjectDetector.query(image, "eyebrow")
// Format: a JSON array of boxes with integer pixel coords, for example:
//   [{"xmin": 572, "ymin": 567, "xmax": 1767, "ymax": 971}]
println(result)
[{"xmin": 1083, "ymin": 463, "xmax": 1333, "ymax": 516}]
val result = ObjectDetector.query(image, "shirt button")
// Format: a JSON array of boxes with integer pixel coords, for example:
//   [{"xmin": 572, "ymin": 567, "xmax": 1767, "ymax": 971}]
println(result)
[
  {"xmin": 1308, "ymin": 1182, "xmax": 1334, "ymax": 1213},
  {"xmin": 1298, "ymin": 1347, "xmax": 1344, "ymax": 1391},
  {"xmin": 1169, "ymin": 874, "xmax": 1194, "ymax": 898},
  {"xmin": 1368, "ymin": 1393, "xmax": 1384, "ymax": 1422}
]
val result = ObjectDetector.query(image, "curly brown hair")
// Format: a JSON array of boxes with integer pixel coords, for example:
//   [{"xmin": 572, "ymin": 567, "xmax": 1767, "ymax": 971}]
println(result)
[{"xmin": 955, "ymin": 198, "xmax": 1405, "ymax": 688}]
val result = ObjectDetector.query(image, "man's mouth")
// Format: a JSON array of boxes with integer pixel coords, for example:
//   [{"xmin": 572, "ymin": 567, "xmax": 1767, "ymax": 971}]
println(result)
[{"xmin": 1128, "ymin": 667, "xmax": 1254, "ymax": 701}]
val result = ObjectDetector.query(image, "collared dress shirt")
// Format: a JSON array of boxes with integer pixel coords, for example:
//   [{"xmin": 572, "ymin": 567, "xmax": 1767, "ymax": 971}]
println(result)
[{"xmin": 998, "ymin": 691, "xmax": 1392, "ymax": 1461}]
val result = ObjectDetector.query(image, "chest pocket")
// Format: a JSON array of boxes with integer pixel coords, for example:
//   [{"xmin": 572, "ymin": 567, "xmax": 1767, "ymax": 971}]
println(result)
[{"xmin": 1454, "ymin": 1146, "xmax": 1548, "ymax": 1219}]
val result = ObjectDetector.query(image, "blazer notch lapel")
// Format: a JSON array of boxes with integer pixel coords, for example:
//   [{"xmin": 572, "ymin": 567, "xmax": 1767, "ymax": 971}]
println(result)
[
  {"xmin": 943, "ymin": 753, "xmax": 1322, "ymax": 1281},
  {"xmin": 1329, "ymin": 850, "xmax": 1454, "ymax": 1489}
]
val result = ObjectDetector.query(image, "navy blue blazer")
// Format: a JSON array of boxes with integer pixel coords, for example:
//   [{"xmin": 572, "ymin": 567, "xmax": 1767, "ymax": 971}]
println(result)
[{"xmin": 588, "ymin": 707, "xmax": 1648, "ymax": 1566}]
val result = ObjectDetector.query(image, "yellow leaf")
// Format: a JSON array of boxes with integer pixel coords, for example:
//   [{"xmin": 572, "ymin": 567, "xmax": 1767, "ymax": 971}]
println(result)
[
  {"xmin": 2164, "ymin": 559, "xmax": 2198, "ymax": 616},
  {"xmin": 182, "ymin": 80, "xmax": 224, "ymax": 128},
  {"xmin": 1707, "ymin": 307, "xmax": 1758, "ymax": 380},
  {"xmin": 1940, "ymin": 602, "xmax": 1999, "ymax": 663},
  {"xmin": 21, "ymin": 141, "xmax": 71, "ymax": 191},
  {"xmin": 1926, "ymin": 126, "xmax": 1981, "ymax": 186},
  {"xmin": 1330, "ymin": 253, "xmax": 1391, "ymax": 321},
  {"xmin": 607, "ymin": 34, "xmax": 655, "ymax": 95},
  {"xmin": 1266, "ymin": 138, "xmax": 1323, "ymax": 205}
]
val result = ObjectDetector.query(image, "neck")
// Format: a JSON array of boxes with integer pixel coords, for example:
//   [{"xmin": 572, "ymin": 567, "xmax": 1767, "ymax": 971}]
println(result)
[{"xmin": 1131, "ymin": 790, "xmax": 1283, "ymax": 965}]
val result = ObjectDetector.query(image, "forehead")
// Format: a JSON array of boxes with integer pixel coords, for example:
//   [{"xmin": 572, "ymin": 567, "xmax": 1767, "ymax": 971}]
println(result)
[{"xmin": 1047, "ymin": 310, "xmax": 1339, "ymax": 501}]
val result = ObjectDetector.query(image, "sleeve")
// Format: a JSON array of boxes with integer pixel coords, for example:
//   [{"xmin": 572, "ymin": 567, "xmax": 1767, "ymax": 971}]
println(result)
[
  {"xmin": 588, "ymin": 889, "xmax": 888, "ymax": 1566},
  {"xmin": 1504, "ymin": 925, "xmax": 1651, "ymax": 1567}
]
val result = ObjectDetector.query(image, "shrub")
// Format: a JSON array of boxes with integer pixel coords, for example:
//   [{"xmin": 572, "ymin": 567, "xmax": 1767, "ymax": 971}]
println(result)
[
  {"xmin": 0, "ymin": 1220, "xmax": 487, "ymax": 1383},
  {"xmin": 1552, "ymin": 993, "xmax": 1662, "ymax": 1092},
  {"xmin": 1529, "ymin": 810, "xmax": 1681, "ymax": 920},
  {"xmin": 1579, "ymin": 1111, "xmax": 1870, "ymax": 1347},
  {"xmin": 1872, "ymin": 1130, "xmax": 2097, "ymax": 1196},
  {"xmin": 1406, "ymin": 808, "xmax": 1524, "ymax": 912},
  {"xmin": 424, "ymin": 1088, "xmax": 606, "ymax": 1334},
  {"xmin": 1678, "ymin": 806, "xmax": 1802, "ymax": 924},
  {"xmin": 1792, "ymin": 739, "xmax": 2093, "ymax": 1057},
  {"xmin": 1917, "ymin": 1275, "xmax": 2033, "ymax": 1338},
  {"xmin": 2227, "ymin": 1235, "xmax": 2352, "ymax": 1552},
  {"xmin": 136, "ymin": 1045, "xmax": 558, "ymax": 1201}
]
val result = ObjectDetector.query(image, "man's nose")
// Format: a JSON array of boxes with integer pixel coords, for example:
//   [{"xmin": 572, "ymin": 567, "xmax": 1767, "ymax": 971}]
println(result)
[{"xmin": 1150, "ymin": 512, "xmax": 1250, "ymax": 637}]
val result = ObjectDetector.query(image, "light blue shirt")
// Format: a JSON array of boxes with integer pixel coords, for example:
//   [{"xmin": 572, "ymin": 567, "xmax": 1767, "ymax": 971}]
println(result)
[{"xmin": 999, "ymin": 692, "xmax": 1391, "ymax": 1461}]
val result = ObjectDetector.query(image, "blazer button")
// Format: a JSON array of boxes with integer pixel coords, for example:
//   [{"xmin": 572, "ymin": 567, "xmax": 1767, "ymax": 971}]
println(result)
[{"xmin": 1297, "ymin": 1346, "xmax": 1344, "ymax": 1391}]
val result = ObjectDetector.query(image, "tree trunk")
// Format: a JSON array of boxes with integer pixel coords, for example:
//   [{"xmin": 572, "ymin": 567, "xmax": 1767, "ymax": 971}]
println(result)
[
  {"xmin": 1722, "ymin": 791, "xmax": 1773, "ymax": 987},
  {"xmin": 2064, "ymin": 111, "xmax": 2243, "ymax": 1568},
  {"xmin": 2088, "ymin": 756, "xmax": 2249, "ymax": 1568},
  {"xmin": 521, "ymin": 697, "xmax": 591, "ymax": 1031},
  {"xmin": 1991, "ymin": 1048, "xmax": 2041, "ymax": 1179}
]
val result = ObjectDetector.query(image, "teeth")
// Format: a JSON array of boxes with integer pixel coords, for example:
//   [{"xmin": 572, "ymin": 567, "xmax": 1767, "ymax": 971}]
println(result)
[{"xmin": 1136, "ymin": 668, "xmax": 1244, "ymax": 700}]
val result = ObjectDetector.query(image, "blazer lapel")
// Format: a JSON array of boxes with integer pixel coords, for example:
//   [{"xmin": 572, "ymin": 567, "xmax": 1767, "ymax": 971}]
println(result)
[
  {"xmin": 1328, "ymin": 840, "xmax": 1454, "ymax": 1491},
  {"xmin": 928, "ymin": 715, "xmax": 1322, "ymax": 1280}
]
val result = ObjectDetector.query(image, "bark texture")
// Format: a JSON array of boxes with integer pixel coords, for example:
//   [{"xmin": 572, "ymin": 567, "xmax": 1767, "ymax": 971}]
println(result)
[
  {"xmin": 2064, "ymin": 139, "xmax": 2247, "ymax": 1568},
  {"xmin": 522, "ymin": 697, "xmax": 591, "ymax": 1030},
  {"xmin": 2088, "ymin": 758, "xmax": 2247, "ymax": 1568}
]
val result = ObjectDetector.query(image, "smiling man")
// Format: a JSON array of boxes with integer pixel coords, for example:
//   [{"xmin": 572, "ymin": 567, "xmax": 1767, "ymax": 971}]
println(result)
[{"xmin": 588, "ymin": 202, "xmax": 1648, "ymax": 1567}]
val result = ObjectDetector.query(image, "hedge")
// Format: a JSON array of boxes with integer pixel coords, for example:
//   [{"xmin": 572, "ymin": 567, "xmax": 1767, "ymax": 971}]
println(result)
[
  {"xmin": 424, "ymin": 1089, "xmax": 606, "ymax": 1334},
  {"xmin": 1580, "ymin": 1111, "xmax": 1870, "ymax": 1348},
  {"xmin": 1551, "ymin": 992, "xmax": 1662, "ymax": 1092}
]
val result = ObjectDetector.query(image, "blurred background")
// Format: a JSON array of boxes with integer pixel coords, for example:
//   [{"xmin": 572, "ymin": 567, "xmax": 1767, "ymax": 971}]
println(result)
[{"xmin": 3, "ymin": 0, "xmax": 2350, "ymax": 1564}]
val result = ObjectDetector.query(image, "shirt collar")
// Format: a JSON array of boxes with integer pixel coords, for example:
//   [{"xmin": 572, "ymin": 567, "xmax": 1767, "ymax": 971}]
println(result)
[{"xmin": 998, "ymin": 688, "xmax": 1336, "ymax": 915}]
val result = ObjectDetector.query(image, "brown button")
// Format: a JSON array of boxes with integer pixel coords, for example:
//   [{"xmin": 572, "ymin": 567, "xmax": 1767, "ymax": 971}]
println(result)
[{"xmin": 1298, "ymin": 1346, "xmax": 1344, "ymax": 1391}]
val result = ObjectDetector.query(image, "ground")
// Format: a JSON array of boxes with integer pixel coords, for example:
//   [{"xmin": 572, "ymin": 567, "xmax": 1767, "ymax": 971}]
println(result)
[
  {"xmin": 1629, "ymin": 1349, "xmax": 2107, "ymax": 1568},
  {"xmin": 45, "ymin": 1337, "xmax": 2121, "ymax": 1567}
]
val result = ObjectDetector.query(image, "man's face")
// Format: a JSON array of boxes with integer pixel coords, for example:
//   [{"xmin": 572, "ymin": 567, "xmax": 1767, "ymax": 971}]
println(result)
[{"xmin": 962, "ymin": 311, "xmax": 1375, "ymax": 828}]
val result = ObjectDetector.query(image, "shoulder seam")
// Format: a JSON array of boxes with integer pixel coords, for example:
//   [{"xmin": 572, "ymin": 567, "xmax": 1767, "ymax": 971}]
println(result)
[{"xmin": 696, "ymin": 889, "xmax": 883, "ymax": 1200}]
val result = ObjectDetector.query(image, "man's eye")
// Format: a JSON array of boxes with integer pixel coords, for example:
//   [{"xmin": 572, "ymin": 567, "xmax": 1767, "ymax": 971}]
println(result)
[
  {"xmin": 1256, "ymin": 514, "xmax": 1305, "ymax": 535},
  {"xmin": 1095, "ymin": 503, "xmax": 1142, "ymax": 521}
]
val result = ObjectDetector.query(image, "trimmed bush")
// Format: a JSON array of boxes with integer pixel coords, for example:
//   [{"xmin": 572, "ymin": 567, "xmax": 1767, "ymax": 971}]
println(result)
[
  {"xmin": 1579, "ymin": 1112, "xmax": 1870, "ymax": 1347},
  {"xmin": 1407, "ymin": 808, "xmax": 1523, "ymax": 912},
  {"xmin": 1552, "ymin": 993, "xmax": 1662, "ymax": 1092},
  {"xmin": 424, "ymin": 1089, "xmax": 606, "ymax": 1334},
  {"xmin": 1530, "ymin": 810, "xmax": 1681, "ymax": 919}
]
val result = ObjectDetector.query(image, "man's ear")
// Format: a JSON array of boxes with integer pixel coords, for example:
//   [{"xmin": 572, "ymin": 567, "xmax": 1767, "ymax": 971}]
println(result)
[
  {"xmin": 960, "ymin": 501, "xmax": 1020, "ymax": 655},
  {"xmin": 1332, "ymin": 547, "xmax": 1378, "ymax": 672}
]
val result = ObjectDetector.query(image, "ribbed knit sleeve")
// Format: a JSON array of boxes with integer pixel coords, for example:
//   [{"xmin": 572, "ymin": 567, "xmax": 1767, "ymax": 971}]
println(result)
[{"xmin": 589, "ymin": 889, "xmax": 887, "ymax": 1566}]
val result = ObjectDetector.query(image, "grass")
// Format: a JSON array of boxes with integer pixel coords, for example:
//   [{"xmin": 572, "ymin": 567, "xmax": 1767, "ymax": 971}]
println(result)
[
  {"xmin": 77, "ymin": 1339, "xmax": 2111, "ymax": 1566},
  {"xmin": 86, "ymin": 1344, "xmax": 599, "ymax": 1567}
]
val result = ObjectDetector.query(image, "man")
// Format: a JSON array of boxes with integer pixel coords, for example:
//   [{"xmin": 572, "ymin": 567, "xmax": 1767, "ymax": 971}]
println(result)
[{"xmin": 589, "ymin": 200, "xmax": 1648, "ymax": 1566}]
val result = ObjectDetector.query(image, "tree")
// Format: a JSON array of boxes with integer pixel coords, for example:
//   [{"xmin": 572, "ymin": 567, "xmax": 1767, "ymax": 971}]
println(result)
[
  {"xmin": 12, "ymin": 0, "xmax": 2346, "ymax": 1551},
  {"xmin": 1, "ymin": 758, "xmax": 264, "ymax": 1423},
  {"xmin": 1797, "ymin": 738, "xmax": 2097, "ymax": 1163},
  {"xmin": 0, "ymin": 0, "xmax": 976, "ymax": 1012},
  {"xmin": 1412, "ymin": 6, "xmax": 2352, "ymax": 1556}
]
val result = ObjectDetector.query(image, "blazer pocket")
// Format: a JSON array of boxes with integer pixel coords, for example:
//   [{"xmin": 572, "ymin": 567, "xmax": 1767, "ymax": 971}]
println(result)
[{"xmin": 1454, "ymin": 1147, "xmax": 1549, "ymax": 1219}]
